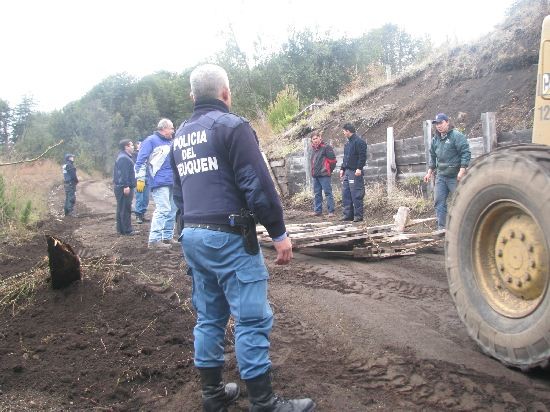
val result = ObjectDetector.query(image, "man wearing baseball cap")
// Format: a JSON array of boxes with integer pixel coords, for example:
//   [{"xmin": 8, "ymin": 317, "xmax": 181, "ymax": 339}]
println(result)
[
  {"xmin": 423, "ymin": 113, "xmax": 471, "ymax": 230},
  {"xmin": 62, "ymin": 153, "xmax": 79, "ymax": 217}
]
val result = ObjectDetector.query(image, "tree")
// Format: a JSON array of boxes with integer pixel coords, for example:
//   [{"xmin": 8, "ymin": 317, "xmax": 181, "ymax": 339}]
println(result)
[
  {"xmin": 267, "ymin": 85, "xmax": 300, "ymax": 133},
  {"xmin": 11, "ymin": 96, "xmax": 35, "ymax": 146},
  {"xmin": 0, "ymin": 99, "xmax": 11, "ymax": 150},
  {"xmin": 128, "ymin": 92, "xmax": 160, "ymax": 140}
]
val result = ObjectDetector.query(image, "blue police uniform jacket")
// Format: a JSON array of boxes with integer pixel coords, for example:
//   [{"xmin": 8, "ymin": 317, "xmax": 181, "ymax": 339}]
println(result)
[
  {"xmin": 63, "ymin": 160, "xmax": 78, "ymax": 184},
  {"xmin": 341, "ymin": 133, "xmax": 367, "ymax": 171},
  {"xmin": 170, "ymin": 98, "xmax": 286, "ymax": 239}
]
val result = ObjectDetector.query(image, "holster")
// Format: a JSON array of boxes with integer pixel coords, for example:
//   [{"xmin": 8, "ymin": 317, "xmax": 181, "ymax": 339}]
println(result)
[{"xmin": 229, "ymin": 209, "xmax": 259, "ymax": 255}]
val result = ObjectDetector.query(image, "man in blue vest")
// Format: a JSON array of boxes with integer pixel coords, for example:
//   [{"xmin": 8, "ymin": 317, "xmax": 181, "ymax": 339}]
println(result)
[
  {"xmin": 171, "ymin": 64, "xmax": 314, "ymax": 412},
  {"xmin": 134, "ymin": 119, "xmax": 178, "ymax": 249}
]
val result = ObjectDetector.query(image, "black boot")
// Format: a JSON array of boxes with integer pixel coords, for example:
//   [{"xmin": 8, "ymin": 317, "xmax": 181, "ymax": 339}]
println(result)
[
  {"xmin": 199, "ymin": 367, "xmax": 240, "ymax": 412},
  {"xmin": 245, "ymin": 371, "xmax": 315, "ymax": 412}
]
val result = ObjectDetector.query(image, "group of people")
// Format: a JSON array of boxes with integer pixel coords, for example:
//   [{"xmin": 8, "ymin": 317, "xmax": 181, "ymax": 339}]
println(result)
[
  {"xmin": 308, "ymin": 123, "xmax": 368, "ymax": 223},
  {"xmin": 61, "ymin": 62, "xmax": 471, "ymax": 412},
  {"xmin": 111, "ymin": 119, "xmax": 179, "ymax": 248},
  {"xmin": 308, "ymin": 114, "xmax": 471, "ymax": 230}
]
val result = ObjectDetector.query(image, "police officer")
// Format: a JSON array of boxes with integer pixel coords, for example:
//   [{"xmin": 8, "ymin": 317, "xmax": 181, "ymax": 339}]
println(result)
[
  {"xmin": 171, "ymin": 64, "xmax": 314, "ymax": 412},
  {"xmin": 62, "ymin": 153, "xmax": 79, "ymax": 216},
  {"xmin": 339, "ymin": 123, "xmax": 367, "ymax": 222}
]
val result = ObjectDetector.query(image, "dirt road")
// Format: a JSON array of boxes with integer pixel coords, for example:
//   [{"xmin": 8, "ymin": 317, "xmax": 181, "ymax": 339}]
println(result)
[{"xmin": 1, "ymin": 179, "xmax": 549, "ymax": 411}]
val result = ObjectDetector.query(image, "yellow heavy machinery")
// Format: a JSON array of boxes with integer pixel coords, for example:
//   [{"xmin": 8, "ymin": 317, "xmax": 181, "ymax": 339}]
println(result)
[{"xmin": 445, "ymin": 16, "xmax": 550, "ymax": 370}]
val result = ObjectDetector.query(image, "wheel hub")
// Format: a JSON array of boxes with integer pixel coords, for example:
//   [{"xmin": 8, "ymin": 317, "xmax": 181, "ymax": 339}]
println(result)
[
  {"xmin": 495, "ymin": 216, "xmax": 545, "ymax": 300},
  {"xmin": 473, "ymin": 201, "xmax": 549, "ymax": 318}
]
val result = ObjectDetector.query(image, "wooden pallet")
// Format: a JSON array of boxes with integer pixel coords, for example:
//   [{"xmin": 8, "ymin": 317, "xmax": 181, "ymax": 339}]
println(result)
[{"xmin": 257, "ymin": 218, "xmax": 444, "ymax": 260}]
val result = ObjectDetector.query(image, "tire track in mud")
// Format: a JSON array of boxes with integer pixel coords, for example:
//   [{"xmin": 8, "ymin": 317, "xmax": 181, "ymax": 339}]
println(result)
[
  {"xmin": 272, "ymin": 259, "xmax": 449, "ymax": 303},
  {"xmin": 273, "ymin": 288, "xmax": 550, "ymax": 409},
  {"xmin": 269, "ymin": 253, "xmax": 550, "ymax": 410},
  {"xmin": 337, "ymin": 350, "xmax": 550, "ymax": 411},
  {"xmin": 268, "ymin": 288, "xmax": 550, "ymax": 411}
]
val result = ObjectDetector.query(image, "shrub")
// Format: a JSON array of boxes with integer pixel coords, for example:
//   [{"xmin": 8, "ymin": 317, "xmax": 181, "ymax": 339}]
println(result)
[
  {"xmin": 267, "ymin": 85, "xmax": 300, "ymax": 133},
  {"xmin": 20, "ymin": 200, "xmax": 32, "ymax": 225},
  {"xmin": 0, "ymin": 175, "xmax": 16, "ymax": 225}
]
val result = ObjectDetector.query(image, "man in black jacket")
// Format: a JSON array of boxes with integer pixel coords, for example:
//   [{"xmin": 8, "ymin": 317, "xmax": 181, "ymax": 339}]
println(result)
[
  {"xmin": 113, "ymin": 139, "xmax": 137, "ymax": 235},
  {"xmin": 62, "ymin": 153, "xmax": 79, "ymax": 217},
  {"xmin": 339, "ymin": 123, "xmax": 368, "ymax": 222}
]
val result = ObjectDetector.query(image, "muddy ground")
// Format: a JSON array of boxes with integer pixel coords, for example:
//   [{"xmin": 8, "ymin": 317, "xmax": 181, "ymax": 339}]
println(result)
[{"xmin": 1, "ymin": 179, "xmax": 550, "ymax": 411}]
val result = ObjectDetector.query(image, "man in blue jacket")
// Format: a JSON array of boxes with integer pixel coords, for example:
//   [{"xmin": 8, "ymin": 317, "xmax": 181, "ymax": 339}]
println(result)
[
  {"xmin": 62, "ymin": 153, "xmax": 79, "ymax": 217},
  {"xmin": 113, "ymin": 139, "xmax": 137, "ymax": 235},
  {"xmin": 134, "ymin": 119, "xmax": 178, "ymax": 249},
  {"xmin": 424, "ymin": 113, "xmax": 471, "ymax": 230},
  {"xmin": 171, "ymin": 63, "xmax": 314, "ymax": 412},
  {"xmin": 339, "ymin": 123, "xmax": 368, "ymax": 222}
]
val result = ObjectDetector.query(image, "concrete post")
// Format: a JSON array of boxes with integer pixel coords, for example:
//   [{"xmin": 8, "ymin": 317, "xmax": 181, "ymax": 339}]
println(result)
[
  {"xmin": 423, "ymin": 120, "xmax": 434, "ymax": 197},
  {"xmin": 481, "ymin": 112, "xmax": 497, "ymax": 153},
  {"xmin": 387, "ymin": 127, "xmax": 396, "ymax": 194},
  {"xmin": 303, "ymin": 137, "xmax": 312, "ymax": 191}
]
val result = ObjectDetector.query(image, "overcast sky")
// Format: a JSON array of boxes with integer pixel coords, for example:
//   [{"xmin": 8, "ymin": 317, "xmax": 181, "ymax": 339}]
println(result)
[{"xmin": 1, "ymin": 0, "xmax": 515, "ymax": 112}]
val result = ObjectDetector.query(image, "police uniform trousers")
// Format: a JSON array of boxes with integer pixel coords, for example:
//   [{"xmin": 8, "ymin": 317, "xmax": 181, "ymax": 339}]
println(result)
[
  {"xmin": 342, "ymin": 169, "xmax": 365, "ymax": 220},
  {"xmin": 182, "ymin": 227, "xmax": 273, "ymax": 380}
]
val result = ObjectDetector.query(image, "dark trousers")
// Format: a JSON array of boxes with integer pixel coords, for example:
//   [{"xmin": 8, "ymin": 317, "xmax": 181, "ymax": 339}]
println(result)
[
  {"xmin": 64, "ymin": 183, "xmax": 76, "ymax": 215},
  {"xmin": 342, "ymin": 169, "xmax": 365, "ymax": 220},
  {"xmin": 114, "ymin": 187, "xmax": 134, "ymax": 234}
]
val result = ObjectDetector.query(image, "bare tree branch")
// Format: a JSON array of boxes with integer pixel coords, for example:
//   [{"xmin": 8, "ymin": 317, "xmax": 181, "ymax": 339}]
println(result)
[{"xmin": 0, "ymin": 140, "xmax": 64, "ymax": 166}]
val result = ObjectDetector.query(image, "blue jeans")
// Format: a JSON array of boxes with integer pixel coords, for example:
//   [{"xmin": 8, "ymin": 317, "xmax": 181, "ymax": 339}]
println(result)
[
  {"xmin": 313, "ymin": 176, "xmax": 334, "ymax": 214},
  {"xmin": 149, "ymin": 186, "xmax": 177, "ymax": 243},
  {"xmin": 182, "ymin": 227, "xmax": 273, "ymax": 380},
  {"xmin": 342, "ymin": 169, "xmax": 365, "ymax": 220},
  {"xmin": 434, "ymin": 174, "xmax": 458, "ymax": 229},
  {"xmin": 133, "ymin": 180, "xmax": 150, "ymax": 216}
]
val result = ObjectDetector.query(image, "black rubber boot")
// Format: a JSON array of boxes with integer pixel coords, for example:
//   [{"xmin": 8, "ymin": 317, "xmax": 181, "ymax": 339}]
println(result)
[
  {"xmin": 199, "ymin": 367, "xmax": 240, "ymax": 412},
  {"xmin": 245, "ymin": 371, "xmax": 315, "ymax": 412}
]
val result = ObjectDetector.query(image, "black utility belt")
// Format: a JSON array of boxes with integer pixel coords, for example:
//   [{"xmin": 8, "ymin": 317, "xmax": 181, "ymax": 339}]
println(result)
[{"xmin": 184, "ymin": 223, "xmax": 241, "ymax": 235}]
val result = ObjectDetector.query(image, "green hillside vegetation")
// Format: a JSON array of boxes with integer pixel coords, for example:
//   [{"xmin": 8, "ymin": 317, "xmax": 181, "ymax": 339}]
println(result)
[{"xmin": 0, "ymin": 23, "xmax": 430, "ymax": 173}]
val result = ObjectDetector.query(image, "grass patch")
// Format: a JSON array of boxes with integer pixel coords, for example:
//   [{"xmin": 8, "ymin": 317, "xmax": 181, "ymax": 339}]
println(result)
[
  {"xmin": 0, "ymin": 259, "xmax": 49, "ymax": 314},
  {"xmin": 287, "ymin": 181, "xmax": 431, "ymax": 225},
  {"xmin": 0, "ymin": 159, "xmax": 61, "ymax": 231}
]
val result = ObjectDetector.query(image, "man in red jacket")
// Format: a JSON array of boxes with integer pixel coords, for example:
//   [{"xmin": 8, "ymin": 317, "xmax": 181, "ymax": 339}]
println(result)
[{"xmin": 310, "ymin": 131, "xmax": 337, "ymax": 217}]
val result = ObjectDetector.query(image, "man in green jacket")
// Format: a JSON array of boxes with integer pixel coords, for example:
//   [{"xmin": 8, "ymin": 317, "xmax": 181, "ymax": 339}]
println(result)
[{"xmin": 423, "ymin": 113, "xmax": 471, "ymax": 230}]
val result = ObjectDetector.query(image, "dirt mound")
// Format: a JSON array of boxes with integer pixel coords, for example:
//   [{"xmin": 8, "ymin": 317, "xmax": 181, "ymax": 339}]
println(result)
[{"xmin": 287, "ymin": 0, "xmax": 549, "ymax": 146}]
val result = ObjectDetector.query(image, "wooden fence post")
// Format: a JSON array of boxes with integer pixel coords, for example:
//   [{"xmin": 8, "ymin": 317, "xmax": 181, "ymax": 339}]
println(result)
[
  {"xmin": 387, "ymin": 127, "xmax": 396, "ymax": 194},
  {"xmin": 481, "ymin": 112, "xmax": 497, "ymax": 153},
  {"xmin": 423, "ymin": 120, "xmax": 434, "ymax": 196},
  {"xmin": 303, "ymin": 137, "xmax": 312, "ymax": 191}
]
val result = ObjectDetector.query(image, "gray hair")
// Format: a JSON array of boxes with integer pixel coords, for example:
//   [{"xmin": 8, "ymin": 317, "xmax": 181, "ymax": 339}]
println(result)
[
  {"xmin": 157, "ymin": 118, "xmax": 173, "ymax": 130},
  {"xmin": 190, "ymin": 64, "xmax": 230, "ymax": 100}
]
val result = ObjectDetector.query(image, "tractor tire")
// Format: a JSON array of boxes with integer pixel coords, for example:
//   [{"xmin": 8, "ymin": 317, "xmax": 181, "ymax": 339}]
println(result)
[{"xmin": 446, "ymin": 144, "xmax": 550, "ymax": 370}]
